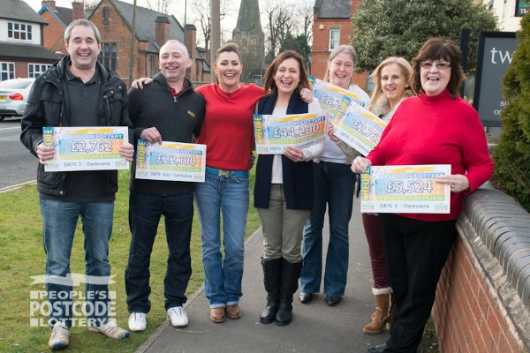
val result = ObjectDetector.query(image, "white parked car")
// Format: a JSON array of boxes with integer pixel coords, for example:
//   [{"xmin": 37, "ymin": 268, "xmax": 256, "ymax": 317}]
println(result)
[{"xmin": 0, "ymin": 78, "xmax": 35, "ymax": 121}]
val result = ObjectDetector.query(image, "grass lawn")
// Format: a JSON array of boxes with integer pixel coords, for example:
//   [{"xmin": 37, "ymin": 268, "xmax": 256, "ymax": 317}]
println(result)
[{"xmin": 0, "ymin": 170, "xmax": 260, "ymax": 353}]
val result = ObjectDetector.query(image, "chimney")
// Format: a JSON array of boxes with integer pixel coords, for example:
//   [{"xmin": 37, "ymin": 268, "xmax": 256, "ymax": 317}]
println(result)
[
  {"xmin": 72, "ymin": 0, "xmax": 85, "ymax": 20},
  {"xmin": 184, "ymin": 24, "xmax": 197, "ymax": 80},
  {"xmin": 42, "ymin": 0, "xmax": 56, "ymax": 11},
  {"xmin": 155, "ymin": 16, "xmax": 170, "ymax": 46},
  {"xmin": 184, "ymin": 24, "xmax": 197, "ymax": 60}
]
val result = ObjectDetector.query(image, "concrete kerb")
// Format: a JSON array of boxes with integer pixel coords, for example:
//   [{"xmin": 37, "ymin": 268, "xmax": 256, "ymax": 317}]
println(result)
[
  {"xmin": 0, "ymin": 179, "xmax": 36, "ymax": 193},
  {"xmin": 134, "ymin": 226, "xmax": 263, "ymax": 353}
]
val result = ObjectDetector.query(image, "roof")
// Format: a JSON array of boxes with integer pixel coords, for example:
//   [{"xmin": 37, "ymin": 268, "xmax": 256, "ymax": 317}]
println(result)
[
  {"xmin": 314, "ymin": 0, "xmax": 352, "ymax": 19},
  {"xmin": 0, "ymin": 0, "xmax": 48, "ymax": 24},
  {"xmin": 0, "ymin": 42, "xmax": 60, "ymax": 61},
  {"xmin": 93, "ymin": 0, "xmax": 185, "ymax": 52},
  {"xmin": 39, "ymin": 5, "xmax": 74, "ymax": 27}
]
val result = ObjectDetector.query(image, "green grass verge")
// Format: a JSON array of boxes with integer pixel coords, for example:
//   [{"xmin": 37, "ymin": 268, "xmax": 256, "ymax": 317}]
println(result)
[{"xmin": 0, "ymin": 170, "xmax": 259, "ymax": 353}]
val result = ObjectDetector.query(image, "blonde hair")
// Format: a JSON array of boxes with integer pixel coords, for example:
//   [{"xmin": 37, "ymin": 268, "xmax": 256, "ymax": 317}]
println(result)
[
  {"xmin": 368, "ymin": 56, "xmax": 413, "ymax": 116},
  {"xmin": 323, "ymin": 45, "xmax": 357, "ymax": 84}
]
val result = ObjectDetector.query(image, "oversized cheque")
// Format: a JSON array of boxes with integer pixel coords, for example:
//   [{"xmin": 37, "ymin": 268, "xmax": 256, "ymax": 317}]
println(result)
[
  {"xmin": 43, "ymin": 126, "xmax": 129, "ymax": 172},
  {"xmin": 135, "ymin": 140, "xmax": 206, "ymax": 182},
  {"xmin": 332, "ymin": 102, "xmax": 387, "ymax": 156},
  {"xmin": 254, "ymin": 113, "xmax": 326, "ymax": 154},
  {"xmin": 311, "ymin": 78, "xmax": 364, "ymax": 123},
  {"xmin": 361, "ymin": 165, "xmax": 451, "ymax": 214}
]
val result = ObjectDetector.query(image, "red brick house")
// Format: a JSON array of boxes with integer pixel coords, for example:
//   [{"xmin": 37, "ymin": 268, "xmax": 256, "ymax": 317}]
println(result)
[
  {"xmin": 0, "ymin": 0, "xmax": 59, "ymax": 81},
  {"xmin": 39, "ymin": 0, "xmax": 85, "ymax": 55},
  {"xmin": 311, "ymin": 0, "xmax": 367, "ymax": 88},
  {"xmin": 88, "ymin": 0, "xmax": 209, "ymax": 85}
]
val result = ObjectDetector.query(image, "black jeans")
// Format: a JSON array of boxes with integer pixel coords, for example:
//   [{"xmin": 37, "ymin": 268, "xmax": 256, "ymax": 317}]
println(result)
[
  {"xmin": 381, "ymin": 215, "xmax": 456, "ymax": 353},
  {"xmin": 125, "ymin": 191, "xmax": 193, "ymax": 312}
]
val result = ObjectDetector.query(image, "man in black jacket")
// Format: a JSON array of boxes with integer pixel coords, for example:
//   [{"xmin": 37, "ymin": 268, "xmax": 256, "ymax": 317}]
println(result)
[
  {"xmin": 20, "ymin": 19, "xmax": 133, "ymax": 350},
  {"xmin": 125, "ymin": 39, "xmax": 205, "ymax": 332}
]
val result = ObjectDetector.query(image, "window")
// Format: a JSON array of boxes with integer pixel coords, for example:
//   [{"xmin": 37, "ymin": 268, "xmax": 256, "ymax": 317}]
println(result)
[
  {"xmin": 101, "ymin": 43, "xmax": 117, "ymax": 72},
  {"xmin": 0, "ymin": 62, "xmax": 15, "ymax": 81},
  {"xmin": 329, "ymin": 28, "xmax": 340, "ymax": 51},
  {"xmin": 102, "ymin": 7, "xmax": 110, "ymax": 25},
  {"xmin": 7, "ymin": 22, "xmax": 33, "ymax": 41},
  {"xmin": 28, "ymin": 63, "xmax": 52, "ymax": 78}
]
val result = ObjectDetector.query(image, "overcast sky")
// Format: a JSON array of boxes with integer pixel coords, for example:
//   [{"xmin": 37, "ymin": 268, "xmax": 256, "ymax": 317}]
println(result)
[{"xmin": 24, "ymin": 0, "xmax": 314, "ymax": 44}]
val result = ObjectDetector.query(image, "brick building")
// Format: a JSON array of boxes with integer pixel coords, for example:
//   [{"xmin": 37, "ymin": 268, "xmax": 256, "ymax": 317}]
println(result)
[
  {"xmin": 0, "ymin": 0, "xmax": 59, "ymax": 81},
  {"xmin": 88, "ymin": 0, "xmax": 209, "ymax": 85},
  {"xmin": 38, "ymin": 0, "xmax": 85, "ymax": 55},
  {"xmin": 311, "ymin": 0, "xmax": 367, "ymax": 88}
]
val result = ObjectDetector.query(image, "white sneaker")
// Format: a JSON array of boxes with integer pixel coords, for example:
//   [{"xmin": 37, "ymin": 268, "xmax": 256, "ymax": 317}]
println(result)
[
  {"xmin": 167, "ymin": 306, "xmax": 189, "ymax": 328},
  {"xmin": 88, "ymin": 319, "xmax": 130, "ymax": 339},
  {"xmin": 128, "ymin": 312, "xmax": 147, "ymax": 332},
  {"xmin": 48, "ymin": 322, "xmax": 70, "ymax": 350}
]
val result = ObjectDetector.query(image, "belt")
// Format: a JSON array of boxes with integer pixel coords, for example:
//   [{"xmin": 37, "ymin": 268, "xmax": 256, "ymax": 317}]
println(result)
[{"xmin": 205, "ymin": 166, "xmax": 248, "ymax": 177}]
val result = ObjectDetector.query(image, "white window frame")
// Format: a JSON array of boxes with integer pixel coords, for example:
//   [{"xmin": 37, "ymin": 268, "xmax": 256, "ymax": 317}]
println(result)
[
  {"xmin": 0, "ymin": 62, "xmax": 16, "ymax": 81},
  {"xmin": 28, "ymin": 63, "xmax": 52, "ymax": 79},
  {"xmin": 7, "ymin": 21, "xmax": 33, "ymax": 41},
  {"xmin": 329, "ymin": 28, "xmax": 340, "ymax": 51}
]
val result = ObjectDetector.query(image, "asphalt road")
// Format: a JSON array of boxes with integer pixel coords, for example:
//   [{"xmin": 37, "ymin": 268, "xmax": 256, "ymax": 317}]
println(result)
[{"xmin": 0, "ymin": 119, "xmax": 38, "ymax": 190}]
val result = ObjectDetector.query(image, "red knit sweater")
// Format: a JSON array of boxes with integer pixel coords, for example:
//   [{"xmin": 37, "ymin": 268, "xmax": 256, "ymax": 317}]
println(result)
[
  {"xmin": 368, "ymin": 90, "xmax": 494, "ymax": 221},
  {"xmin": 196, "ymin": 83, "xmax": 264, "ymax": 171}
]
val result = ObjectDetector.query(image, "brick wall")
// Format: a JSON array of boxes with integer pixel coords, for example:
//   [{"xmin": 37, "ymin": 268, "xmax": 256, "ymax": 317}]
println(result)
[
  {"xmin": 41, "ymin": 11, "xmax": 66, "ymax": 54},
  {"xmin": 90, "ymin": 0, "xmax": 141, "ymax": 84},
  {"xmin": 433, "ymin": 237, "xmax": 522, "ymax": 353}
]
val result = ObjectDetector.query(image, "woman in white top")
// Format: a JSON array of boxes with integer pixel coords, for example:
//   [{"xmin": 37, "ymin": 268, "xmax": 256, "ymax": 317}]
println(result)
[
  {"xmin": 361, "ymin": 56, "xmax": 413, "ymax": 334},
  {"xmin": 299, "ymin": 45, "xmax": 370, "ymax": 307}
]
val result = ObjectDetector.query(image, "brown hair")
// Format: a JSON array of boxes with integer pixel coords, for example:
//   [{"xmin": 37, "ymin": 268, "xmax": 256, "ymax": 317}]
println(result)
[
  {"xmin": 411, "ymin": 37, "xmax": 465, "ymax": 97},
  {"xmin": 262, "ymin": 50, "xmax": 310, "ymax": 94},
  {"xmin": 323, "ymin": 44, "xmax": 357, "ymax": 84},
  {"xmin": 368, "ymin": 56, "xmax": 413, "ymax": 115},
  {"xmin": 216, "ymin": 42, "xmax": 240, "ymax": 60}
]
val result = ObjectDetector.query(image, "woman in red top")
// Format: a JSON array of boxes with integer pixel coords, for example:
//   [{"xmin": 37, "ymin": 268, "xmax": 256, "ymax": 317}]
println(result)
[
  {"xmin": 195, "ymin": 43, "xmax": 264, "ymax": 323},
  {"xmin": 352, "ymin": 38, "xmax": 494, "ymax": 353}
]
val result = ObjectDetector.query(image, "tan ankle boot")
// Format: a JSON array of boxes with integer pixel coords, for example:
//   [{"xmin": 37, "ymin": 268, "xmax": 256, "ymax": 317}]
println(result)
[{"xmin": 362, "ymin": 294, "xmax": 390, "ymax": 334}]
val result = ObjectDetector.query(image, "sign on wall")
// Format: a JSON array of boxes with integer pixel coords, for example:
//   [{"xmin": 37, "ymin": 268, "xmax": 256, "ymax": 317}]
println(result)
[
  {"xmin": 515, "ymin": 0, "xmax": 530, "ymax": 16},
  {"xmin": 473, "ymin": 32, "xmax": 517, "ymax": 127}
]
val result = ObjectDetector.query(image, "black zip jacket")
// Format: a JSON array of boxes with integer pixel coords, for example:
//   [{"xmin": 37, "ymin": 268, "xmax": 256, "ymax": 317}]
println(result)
[
  {"xmin": 128, "ymin": 73, "xmax": 205, "ymax": 194},
  {"xmin": 254, "ymin": 91, "xmax": 314, "ymax": 210},
  {"xmin": 20, "ymin": 57, "xmax": 131, "ymax": 197}
]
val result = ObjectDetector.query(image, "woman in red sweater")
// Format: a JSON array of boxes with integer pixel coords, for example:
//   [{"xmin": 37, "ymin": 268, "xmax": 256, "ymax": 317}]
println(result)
[
  {"xmin": 195, "ymin": 43, "xmax": 264, "ymax": 323},
  {"xmin": 352, "ymin": 38, "xmax": 494, "ymax": 353}
]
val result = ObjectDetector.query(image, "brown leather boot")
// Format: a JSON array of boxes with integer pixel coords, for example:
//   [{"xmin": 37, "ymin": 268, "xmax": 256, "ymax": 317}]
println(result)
[{"xmin": 362, "ymin": 294, "xmax": 390, "ymax": 334}]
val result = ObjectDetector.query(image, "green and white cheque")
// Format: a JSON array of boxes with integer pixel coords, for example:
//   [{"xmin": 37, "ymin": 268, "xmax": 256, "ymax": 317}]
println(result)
[
  {"xmin": 361, "ymin": 165, "xmax": 451, "ymax": 214},
  {"xmin": 332, "ymin": 102, "xmax": 387, "ymax": 156},
  {"xmin": 135, "ymin": 140, "xmax": 206, "ymax": 182},
  {"xmin": 311, "ymin": 77, "xmax": 366, "ymax": 123},
  {"xmin": 253, "ymin": 113, "xmax": 326, "ymax": 154},
  {"xmin": 43, "ymin": 126, "xmax": 129, "ymax": 172}
]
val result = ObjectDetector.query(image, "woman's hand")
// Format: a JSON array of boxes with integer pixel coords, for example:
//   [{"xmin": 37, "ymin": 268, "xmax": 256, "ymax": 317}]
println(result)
[
  {"xmin": 435, "ymin": 174, "xmax": 469, "ymax": 193},
  {"xmin": 300, "ymin": 88, "xmax": 313, "ymax": 103},
  {"xmin": 131, "ymin": 77, "xmax": 153, "ymax": 89},
  {"xmin": 351, "ymin": 156, "xmax": 371, "ymax": 173},
  {"xmin": 119, "ymin": 142, "xmax": 135, "ymax": 162},
  {"xmin": 327, "ymin": 124, "xmax": 340, "ymax": 143},
  {"xmin": 284, "ymin": 146, "xmax": 305, "ymax": 162}
]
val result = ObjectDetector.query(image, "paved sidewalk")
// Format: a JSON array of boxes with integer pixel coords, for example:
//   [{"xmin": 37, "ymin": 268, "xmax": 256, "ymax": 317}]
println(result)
[{"xmin": 137, "ymin": 200, "xmax": 388, "ymax": 353}]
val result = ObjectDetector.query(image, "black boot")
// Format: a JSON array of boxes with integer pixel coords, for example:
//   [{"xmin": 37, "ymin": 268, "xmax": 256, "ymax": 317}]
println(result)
[
  {"xmin": 275, "ymin": 259, "xmax": 302, "ymax": 326},
  {"xmin": 259, "ymin": 258, "xmax": 282, "ymax": 324}
]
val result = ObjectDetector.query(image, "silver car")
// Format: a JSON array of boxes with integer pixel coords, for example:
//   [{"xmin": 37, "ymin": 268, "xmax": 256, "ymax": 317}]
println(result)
[{"xmin": 0, "ymin": 78, "xmax": 35, "ymax": 121}]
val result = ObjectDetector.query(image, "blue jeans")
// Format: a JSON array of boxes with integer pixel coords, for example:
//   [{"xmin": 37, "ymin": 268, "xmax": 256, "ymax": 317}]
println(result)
[
  {"xmin": 195, "ymin": 167, "xmax": 249, "ymax": 308},
  {"xmin": 125, "ymin": 191, "xmax": 193, "ymax": 312},
  {"xmin": 300, "ymin": 162, "xmax": 355, "ymax": 297},
  {"xmin": 40, "ymin": 197, "xmax": 114, "ymax": 328}
]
